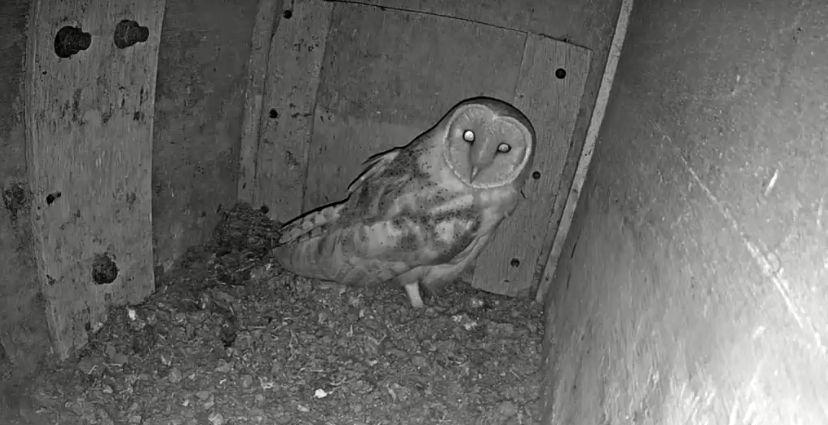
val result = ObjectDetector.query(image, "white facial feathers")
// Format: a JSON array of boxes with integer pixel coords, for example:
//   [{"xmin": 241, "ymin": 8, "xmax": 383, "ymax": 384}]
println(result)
[{"xmin": 441, "ymin": 102, "xmax": 535, "ymax": 189}]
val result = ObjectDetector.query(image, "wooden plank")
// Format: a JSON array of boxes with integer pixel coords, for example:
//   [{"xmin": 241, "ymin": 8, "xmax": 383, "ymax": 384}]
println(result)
[
  {"xmin": 25, "ymin": 0, "xmax": 166, "ymax": 359},
  {"xmin": 305, "ymin": 2, "xmax": 526, "ymax": 210},
  {"xmin": 237, "ymin": 0, "xmax": 283, "ymax": 204},
  {"xmin": 536, "ymin": 0, "xmax": 633, "ymax": 303},
  {"xmin": 254, "ymin": 0, "xmax": 333, "ymax": 221},
  {"xmin": 472, "ymin": 35, "xmax": 591, "ymax": 297}
]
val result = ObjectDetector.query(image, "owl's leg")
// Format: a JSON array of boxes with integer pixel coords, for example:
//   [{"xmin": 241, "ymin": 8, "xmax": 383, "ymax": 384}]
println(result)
[{"xmin": 404, "ymin": 282, "xmax": 424, "ymax": 308}]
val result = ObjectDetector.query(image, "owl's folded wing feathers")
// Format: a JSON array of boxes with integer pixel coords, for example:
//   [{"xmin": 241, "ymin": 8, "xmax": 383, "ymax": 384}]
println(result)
[
  {"xmin": 277, "ymin": 149, "xmax": 400, "ymax": 245},
  {"xmin": 346, "ymin": 148, "xmax": 400, "ymax": 194},
  {"xmin": 274, "ymin": 152, "xmax": 479, "ymax": 285}
]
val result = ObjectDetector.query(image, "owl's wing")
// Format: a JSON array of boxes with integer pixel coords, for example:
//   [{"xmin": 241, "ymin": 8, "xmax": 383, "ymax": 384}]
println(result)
[
  {"xmin": 277, "ymin": 148, "xmax": 400, "ymax": 245},
  {"xmin": 346, "ymin": 148, "xmax": 400, "ymax": 194},
  {"xmin": 276, "ymin": 146, "xmax": 478, "ymax": 284}
]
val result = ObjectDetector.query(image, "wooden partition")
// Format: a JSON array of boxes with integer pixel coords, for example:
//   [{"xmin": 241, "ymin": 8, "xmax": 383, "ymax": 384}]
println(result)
[
  {"xmin": 25, "ymin": 0, "xmax": 165, "ymax": 359},
  {"xmin": 239, "ymin": 0, "xmax": 591, "ymax": 297}
]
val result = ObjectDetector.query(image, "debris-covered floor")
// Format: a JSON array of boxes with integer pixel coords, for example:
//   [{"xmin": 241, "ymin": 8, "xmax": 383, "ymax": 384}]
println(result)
[{"xmin": 2, "ymin": 205, "xmax": 546, "ymax": 425}]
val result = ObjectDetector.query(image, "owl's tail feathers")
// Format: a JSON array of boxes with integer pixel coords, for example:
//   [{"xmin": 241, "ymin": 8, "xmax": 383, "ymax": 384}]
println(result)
[
  {"xmin": 276, "ymin": 203, "xmax": 345, "ymax": 245},
  {"xmin": 272, "ymin": 237, "xmax": 328, "ymax": 279}
]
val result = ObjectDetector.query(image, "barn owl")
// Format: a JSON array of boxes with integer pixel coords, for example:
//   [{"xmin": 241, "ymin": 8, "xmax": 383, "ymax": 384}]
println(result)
[{"xmin": 273, "ymin": 96, "xmax": 536, "ymax": 308}]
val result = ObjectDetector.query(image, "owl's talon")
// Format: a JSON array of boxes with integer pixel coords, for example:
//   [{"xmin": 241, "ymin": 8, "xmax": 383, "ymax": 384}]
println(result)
[{"xmin": 405, "ymin": 283, "xmax": 424, "ymax": 308}]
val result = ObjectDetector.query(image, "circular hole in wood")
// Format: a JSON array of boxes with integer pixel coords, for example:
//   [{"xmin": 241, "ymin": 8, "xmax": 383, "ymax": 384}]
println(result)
[
  {"xmin": 45, "ymin": 191, "xmax": 62, "ymax": 205},
  {"xmin": 92, "ymin": 253, "xmax": 119, "ymax": 285},
  {"xmin": 54, "ymin": 26, "xmax": 91, "ymax": 58},
  {"xmin": 532, "ymin": 171, "xmax": 541, "ymax": 180},
  {"xmin": 283, "ymin": 10, "xmax": 293, "ymax": 19},
  {"xmin": 510, "ymin": 258, "xmax": 520, "ymax": 267},
  {"xmin": 555, "ymin": 68, "xmax": 567, "ymax": 79},
  {"xmin": 269, "ymin": 109, "xmax": 278, "ymax": 119}
]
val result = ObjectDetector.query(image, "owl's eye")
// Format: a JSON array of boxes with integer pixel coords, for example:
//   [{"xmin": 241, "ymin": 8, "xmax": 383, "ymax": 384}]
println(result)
[
  {"xmin": 462, "ymin": 130, "xmax": 475, "ymax": 143},
  {"xmin": 497, "ymin": 143, "xmax": 511, "ymax": 153}
]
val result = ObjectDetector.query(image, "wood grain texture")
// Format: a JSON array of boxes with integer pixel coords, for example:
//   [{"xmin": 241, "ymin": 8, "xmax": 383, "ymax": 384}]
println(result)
[
  {"xmin": 305, "ymin": 2, "xmax": 525, "ymax": 210},
  {"xmin": 0, "ymin": 0, "xmax": 52, "ymax": 378},
  {"xmin": 25, "ymin": 0, "xmax": 165, "ymax": 358},
  {"xmin": 472, "ymin": 35, "xmax": 591, "ymax": 297},
  {"xmin": 305, "ymin": 109, "xmax": 422, "ymax": 209},
  {"xmin": 238, "ymin": 0, "xmax": 283, "ymax": 204},
  {"xmin": 254, "ymin": 0, "xmax": 332, "ymax": 221}
]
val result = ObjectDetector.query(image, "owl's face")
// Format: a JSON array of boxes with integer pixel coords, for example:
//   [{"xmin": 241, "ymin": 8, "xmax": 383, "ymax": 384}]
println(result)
[{"xmin": 439, "ymin": 97, "xmax": 535, "ymax": 189}]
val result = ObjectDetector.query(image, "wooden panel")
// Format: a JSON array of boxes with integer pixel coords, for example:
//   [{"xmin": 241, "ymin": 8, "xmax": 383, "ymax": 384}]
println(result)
[
  {"xmin": 25, "ymin": 0, "xmax": 166, "ymax": 358},
  {"xmin": 238, "ymin": 0, "xmax": 283, "ymax": 204},
  {"xmin": 254, "ymin": 0, "xmax": 332, "ymax": 221},
  {"xmin": 0, "ymin": 0, "xmax": 52, "ymax": 377},
  {"xmin": 472, "ymin": 35, "xmax": 591, "ymax": 297},
  {"xmin": 305, "ymin": 3, "xmax": 526, "ymax": 210}
]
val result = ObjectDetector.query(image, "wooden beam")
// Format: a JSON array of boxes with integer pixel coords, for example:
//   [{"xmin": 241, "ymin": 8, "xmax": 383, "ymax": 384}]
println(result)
[
  {"xmin": 25, "ymin": 0, "xmax": 165, "ymax": 359},
  {"xmin": 535, "ymin": 0, "xmax": 634, "ymax": 303},
  {"xmin": 472, "ymin": 35, "xmax": 591, "ymax": 297},
  {"xmin": 253, "ymin": 0, "xmax": 333, "ymax": 221},
  {"xmin": 237, "ymin": 0, "xmax": 282, "ymax": 205}
]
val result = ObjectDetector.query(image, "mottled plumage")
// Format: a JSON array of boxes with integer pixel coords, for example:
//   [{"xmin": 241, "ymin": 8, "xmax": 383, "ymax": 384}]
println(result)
[{"xmin": 273, "ymin": 96, "xmax": 536, "ymax": 307}]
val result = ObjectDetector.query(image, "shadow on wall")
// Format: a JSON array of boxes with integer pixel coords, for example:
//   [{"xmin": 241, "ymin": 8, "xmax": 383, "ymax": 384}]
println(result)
[
  {"xmin": 542, "ymin": 0, "xmax": 828, "ymax": 423},
  {"xmin": 151, "ymin": 0, "xmax": 258, "ymax": 273},
  {"xmin": 0, "ymin": 0, "xmax": 53, "ymax": 378}
]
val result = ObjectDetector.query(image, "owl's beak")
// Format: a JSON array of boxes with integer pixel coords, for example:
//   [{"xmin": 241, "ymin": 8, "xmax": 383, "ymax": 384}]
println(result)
[{"xmin": 470, "ymin": 166, "xmax": 480, "ymax": 182}]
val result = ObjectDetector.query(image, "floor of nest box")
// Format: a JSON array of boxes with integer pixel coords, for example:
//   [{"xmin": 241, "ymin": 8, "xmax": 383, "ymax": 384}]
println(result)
[{"xmin": 0, "ymin": 204, "xmax": 545, "ymax": 425}]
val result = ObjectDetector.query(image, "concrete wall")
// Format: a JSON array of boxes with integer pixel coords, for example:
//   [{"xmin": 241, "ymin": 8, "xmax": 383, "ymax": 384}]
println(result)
[
  {"xmin": 0, "ymin": 0, "xmax": 255, "ymax": 377},
  {"xmin": 542, "ymin": 0, "xmax": 828, "ymax": 423}
]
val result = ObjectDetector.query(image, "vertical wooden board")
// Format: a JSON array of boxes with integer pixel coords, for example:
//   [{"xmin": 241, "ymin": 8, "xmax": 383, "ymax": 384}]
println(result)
[
  {"xmin": 238, "ymin": 0, "xmax": 283, "ymax": 204},
  {"xmin": 26, "ymin": 0, "xmax": 165, "ymax": 358},
  {"xmin": 472, "ymin": 35, "xmax": 591, "ymax": 297},
  {"xmin": 254, "ymin": 0, "xmax": 332, "ymax": 222},
  {"xmin": 305, "ymin": 3, "xmax": 526, "ymax": 210}
]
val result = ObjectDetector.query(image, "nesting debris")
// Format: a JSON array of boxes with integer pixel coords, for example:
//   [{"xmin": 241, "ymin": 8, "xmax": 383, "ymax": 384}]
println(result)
[{"xmin": 1, "ymin": 204, "xmax": 545, "ymax": 425}]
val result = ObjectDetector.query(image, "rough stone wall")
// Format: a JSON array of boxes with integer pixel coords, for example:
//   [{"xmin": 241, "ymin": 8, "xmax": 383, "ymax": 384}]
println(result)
[{"xmin": 0, "ymin": 0, "xmax": 258, "ymax": 377}]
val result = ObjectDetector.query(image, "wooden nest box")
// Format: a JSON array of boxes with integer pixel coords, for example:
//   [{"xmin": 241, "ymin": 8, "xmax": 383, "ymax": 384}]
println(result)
[
  {"xmin": 237, "ymin": 0, "xmax": 592, "ymax": 298},
  {"xmin": 21, "ymin": 0, "xmax": 591, "ymax": 360}
]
